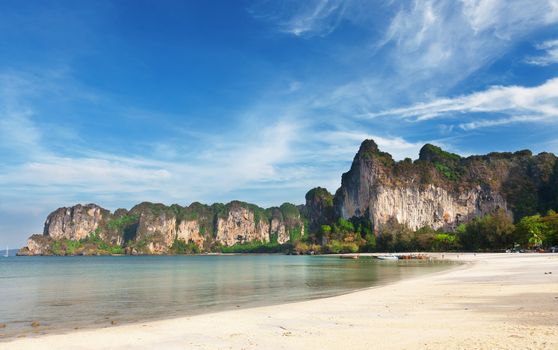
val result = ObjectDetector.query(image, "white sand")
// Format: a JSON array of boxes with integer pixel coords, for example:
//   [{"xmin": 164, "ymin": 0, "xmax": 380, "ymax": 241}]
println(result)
[{"xmin": 2, "ymin": 253, "xmax": 557, "ymax": 349}]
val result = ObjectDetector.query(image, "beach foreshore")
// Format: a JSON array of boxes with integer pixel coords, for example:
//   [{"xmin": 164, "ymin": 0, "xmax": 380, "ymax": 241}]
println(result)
[{"xmin": 2, "ymin": 253, "xmax": 557, "ymax": 350}]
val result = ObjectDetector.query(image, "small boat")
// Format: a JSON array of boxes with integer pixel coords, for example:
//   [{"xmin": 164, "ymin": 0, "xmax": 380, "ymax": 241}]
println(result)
[
  {"xmin": 3, "ymin": 246, "xmax": 8, "ymax": 258},
  {"xmin": 377, "ymin": 254, "xmax": 399, "ymax": 260}
]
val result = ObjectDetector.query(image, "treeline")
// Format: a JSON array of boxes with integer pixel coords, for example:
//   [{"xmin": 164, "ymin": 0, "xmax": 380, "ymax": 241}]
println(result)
[
  {"xmin": 318, "ymin": 209, "xmax": 557, "ymax": 253},
  {"xmin": 218, "ymin": 209, "xmax": 558, "ymax": 254}
]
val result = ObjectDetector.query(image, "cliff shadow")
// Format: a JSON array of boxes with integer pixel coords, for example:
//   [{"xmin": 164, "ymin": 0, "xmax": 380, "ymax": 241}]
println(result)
[{"xmin": 123, "ymin": 223, "xmax": 139, "ymax": 243}]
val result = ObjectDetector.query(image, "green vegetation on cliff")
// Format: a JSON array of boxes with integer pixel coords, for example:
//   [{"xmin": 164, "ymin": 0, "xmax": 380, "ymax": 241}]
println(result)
[
  {"xmin": 419, "ymin": 144, "xmax": 461, "ymax": 162},
  {"xmin": 107, "ymin": 214, "xmax": 139, "ymax": 231}
]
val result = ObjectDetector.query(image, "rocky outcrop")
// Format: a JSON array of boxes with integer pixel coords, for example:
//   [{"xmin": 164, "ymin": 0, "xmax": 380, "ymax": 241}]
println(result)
[
  {"xmin": 215, "ymin": 202, "xmax": 270, "ymax": 246},
  {"xmin": 43, "ymin": 204, "xmax": 109, "ymax": 240},
  {"xmin": 176, "ymin": 220, "xmax": 205, "ymax": 247},
  {"xmin": 334, "ymin": 140, "xmax": 556, "ymax": 232},
  {"xmin": 17, "ymin": 235, "xmax": 53, "ymax": 256},
  {"xmin": 360, "ymin": 184, "xmax": 506, "ymax": 231},
  {"xmin": 133, "ymin": 203, "xmax": 177, "ymax": 254},
  {"xmin": 270, "ymin": 217, "xmax": 288, "ymax": 244},
  {"xmin": 304, "ymin": 187, "xmax": 334, "ymax": 232}
]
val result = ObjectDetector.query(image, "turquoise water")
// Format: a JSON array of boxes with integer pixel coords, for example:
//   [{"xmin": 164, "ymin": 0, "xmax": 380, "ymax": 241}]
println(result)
[{"xmin": 0, "ymin": 255, "xmax": 455, "ymax": 339}]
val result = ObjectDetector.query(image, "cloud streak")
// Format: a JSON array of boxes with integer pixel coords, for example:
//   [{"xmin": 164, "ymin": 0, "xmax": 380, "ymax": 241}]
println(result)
[
  {"xmin": 248, "ymin": 0, "xmax": 369, "ymax": 38},
  {"xmin": 365, "ymin": 77, "xmax": 558, "ymax": 130},
  {"xmin": 526, "ymin": 39, "xmax": 558, "ymax": 66}
]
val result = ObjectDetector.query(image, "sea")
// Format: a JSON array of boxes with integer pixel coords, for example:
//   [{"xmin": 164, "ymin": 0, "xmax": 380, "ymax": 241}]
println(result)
[{"xmin": 0, "ymin": 255, "xmax": 456, "ymax": 339}]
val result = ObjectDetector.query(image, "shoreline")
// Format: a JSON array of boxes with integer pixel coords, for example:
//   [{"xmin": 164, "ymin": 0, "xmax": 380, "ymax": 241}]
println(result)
[{"xmin": 2, "ymin": 253, "xmax": 557, "ymax": 349}]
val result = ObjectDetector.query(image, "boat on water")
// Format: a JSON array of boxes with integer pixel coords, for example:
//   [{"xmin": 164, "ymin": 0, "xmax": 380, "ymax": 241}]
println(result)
[
  {"xmin": 3, "ymin": 246, "xmax": 8, "ymax": 258},
  {"xmin": 377, "ymin": 254, "xmax": 399, "ymax": 260}
]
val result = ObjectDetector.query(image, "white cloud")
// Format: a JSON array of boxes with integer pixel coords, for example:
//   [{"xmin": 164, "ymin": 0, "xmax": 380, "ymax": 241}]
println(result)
[
  {"xmin": 0, "ymin": 109, "xmax": 44, "ymax": 157},
  {"xmin": 248, "ymin": 0, "xmax": 355, "ymax": 38},
  {"xmin": 458, "ymin": 115, "xmax": 549, "ymax": 130},
  {"xmin": 526, "ymin": 39, "xmax": 558, "ymax": 66},
  {"xmin": 378, "ymin": 0, "xmax": 558, "ymax": 93},
  {"xmin": 461, "ymin": 0, "xmax": 558, "ymax": 37},
  {"xmin": 367, "ymin": 77, "xmax": 558, "ymax": 129},
  {"xmin": 0, "ymin": 115, "xmax": 303, "ymax": 207}
]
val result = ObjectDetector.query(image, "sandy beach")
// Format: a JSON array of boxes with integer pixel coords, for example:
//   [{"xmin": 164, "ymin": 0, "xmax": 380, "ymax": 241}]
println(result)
[{"xmin": 2, "ymin": 253, "xmax": 557, "ymax": 350}]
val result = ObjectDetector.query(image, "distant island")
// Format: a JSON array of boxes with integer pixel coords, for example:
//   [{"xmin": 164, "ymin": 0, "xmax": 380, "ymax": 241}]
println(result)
[{"xmin": 18, "ymin": 139, "xmax": 558, "ymax": 256}]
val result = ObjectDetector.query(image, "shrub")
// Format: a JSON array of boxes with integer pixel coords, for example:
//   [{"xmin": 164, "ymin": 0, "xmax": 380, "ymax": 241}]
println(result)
[
  {"xmin": 171, "ymin": 238, "xmax": 201, "ymax": 254},
  {"xmin": 64, "ymin": 239, "xmax": 82, "ymax": 255},
  {"xmin": 220, "ymin": 241, "xmax": 287, "ymax": 254},
  {"xmin": 458, "ymin": 209, "xmax": 515, "ymax": 251},
  {"xmin": 432, "ymin": 233, "xmax": 460, "ymax": 251},
  {"xmin": 323, "ymin": 240, "xmax": 358, "ymax": 254}
]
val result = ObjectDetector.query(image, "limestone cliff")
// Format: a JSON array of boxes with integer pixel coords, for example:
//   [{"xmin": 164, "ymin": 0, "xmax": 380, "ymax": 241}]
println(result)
[
  {"xmin": 43, "ymin": 204, "xmax": 110, "ymax": 241},
  {"xmin": 215, "ymin": 202, "xmax": 270, "ymax": 246},
  {"xmin": 20, "ymin": 200, "xmax": 306, "ymax": 255},
  {"xmin": 334, "ymin": 140, "xmax": 557, "ymax": 232}
]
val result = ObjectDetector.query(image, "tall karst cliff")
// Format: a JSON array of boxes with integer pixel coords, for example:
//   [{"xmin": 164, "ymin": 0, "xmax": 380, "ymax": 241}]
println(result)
[
  {"xmin": 18, "ymin": 139, "xmax": 558, "ymax": 255},
  {"xmin": 334, "ymin": 140, "xmax": 558, "ymax": 232}
]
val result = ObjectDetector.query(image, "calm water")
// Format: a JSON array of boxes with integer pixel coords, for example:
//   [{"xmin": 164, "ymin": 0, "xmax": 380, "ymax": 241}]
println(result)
[{"xmin": 0, "ymin": 255, "xmax": 455, "ymax": 339}]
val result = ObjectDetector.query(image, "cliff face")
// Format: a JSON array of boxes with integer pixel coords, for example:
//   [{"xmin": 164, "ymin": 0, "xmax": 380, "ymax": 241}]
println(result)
[
  {"xmin": 21, "ymin": 200, "xmax": 306, "ymax": 255},
  {"xmin": 304, "ymin": 187, "xmax": 334, "ymax": 231},
  {"xmin": 216, "ymin": 203, "xmax": 270, "ymax": 246},
  {"xmin": 334, "ymin": 140, "xmax": 557, "ymax": 232},
  {"xmin": 176, "ymin": 220, "xmax": 205, "ymax": 247},
  {"xmin": 43, "ymin": 204, "xmax": 110, "ymax": 241}
]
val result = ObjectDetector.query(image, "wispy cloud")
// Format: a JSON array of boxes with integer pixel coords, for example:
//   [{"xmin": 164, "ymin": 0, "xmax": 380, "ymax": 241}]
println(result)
[
  {"xmin": 526, "ymin": 39, "xmax": 558, "ymax": 66},
  {"xmin": 248, "ymin": 0, "xmax": 354, "ymax": 38},
  {"xmin": 377, "ymin": 0, "xmax": 558, "ymax": 94},
  {"xmin": 365, "ymin": 77, "xmax": 558, "ymax": 130},
  {"xmin": 251, "ymin": 0, "xmax": 558, "ymax": 99},
  {"xmin": 458, "ymin": 115, "xmax": 549, "ymax": 130},
  {"xmin": 0, "ymin": 115, "xmax": 304, "ymax": 206}
]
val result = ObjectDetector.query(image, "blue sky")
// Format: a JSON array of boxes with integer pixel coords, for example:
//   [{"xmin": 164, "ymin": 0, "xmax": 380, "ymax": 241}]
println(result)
[{"xmin": 1, "ymin": 0, "xmax": 558, "ymax": 246}]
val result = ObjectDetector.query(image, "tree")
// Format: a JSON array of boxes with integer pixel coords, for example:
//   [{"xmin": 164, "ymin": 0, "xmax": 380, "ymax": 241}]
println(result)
[
  {"xmin": 515, "ymin": 215, "xmax": 547, "ymax": 249},
  {"xmin": 485, "ymin": 209, "xmax": 515, "ymax": 249},
  {"xmin": 337, "ymin": 218, "xmax": 355, "ymax": 233},
  {"xmin": 458, "ymin": 209, "xmax": 514, "ymax": 251},
  {"xmin": 432, "ymin": 233, "xmax": 460, "ymax": 251},
  {"xmin": 319, "ymin": 225, "xmax": 332, "ymax": 243},
  {"xmin": 541, "ymin": 210, "xmax": 558, "ymax": 247},
  {"xmin": 362, "ymin": 231, "xmax": 376, "ymax": 252},
  {"xmin": 413, "ymin": 226, "xmax": 437, "ymax": 251},
  {"xmin": 377, "ymin": 219, "xmax": 413, "ymax": 251}
]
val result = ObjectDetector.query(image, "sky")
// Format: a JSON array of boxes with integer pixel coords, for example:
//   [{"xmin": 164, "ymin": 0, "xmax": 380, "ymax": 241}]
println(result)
[{"xmin": 1, "ymin": 0, "xmax": 558, "ymax": 247}]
